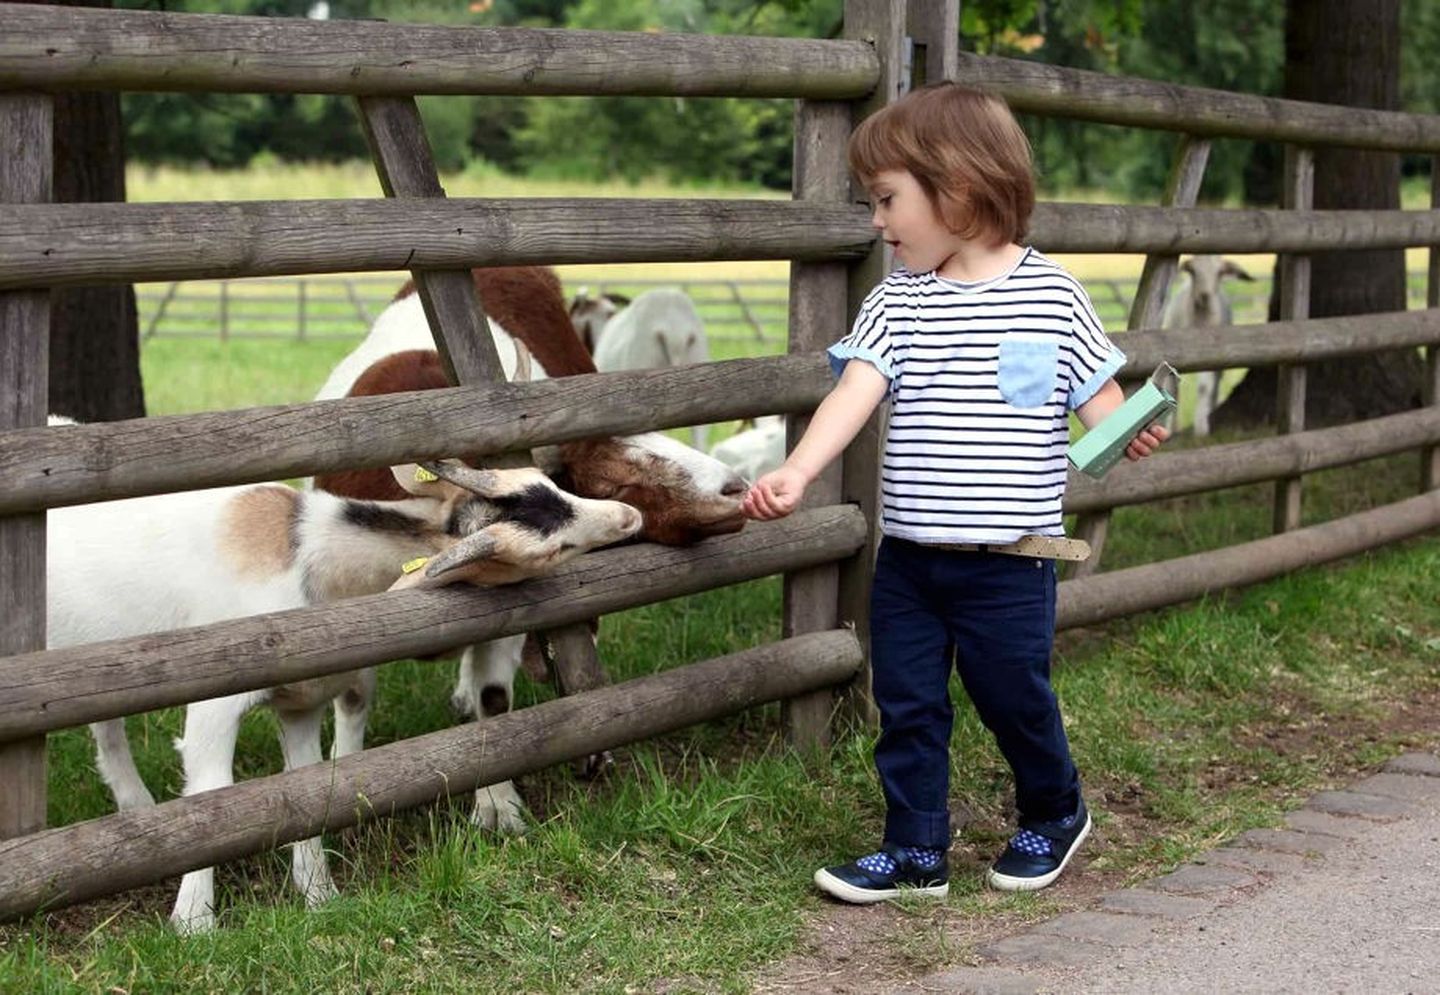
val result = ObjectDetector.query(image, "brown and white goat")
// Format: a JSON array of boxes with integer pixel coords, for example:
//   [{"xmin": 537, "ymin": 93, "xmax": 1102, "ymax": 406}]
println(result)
[
  {"xmin": 49, "ymin": 453, "xmax": 640, "ymax": 932},
  {"xmin": 310, "ymin": 267, "xmax": 748, "ymax": 832}
]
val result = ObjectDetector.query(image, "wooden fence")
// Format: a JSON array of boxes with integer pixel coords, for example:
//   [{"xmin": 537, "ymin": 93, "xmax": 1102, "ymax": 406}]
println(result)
[{"xmin": 2, "ymin": 0, "xmax": 1439, "ymax": 921}]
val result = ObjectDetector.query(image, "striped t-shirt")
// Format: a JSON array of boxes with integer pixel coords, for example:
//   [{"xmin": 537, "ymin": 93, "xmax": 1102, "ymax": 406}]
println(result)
[{"xmin": 827, "ymin": 248, "xmax": 1124, "ymax": 545}]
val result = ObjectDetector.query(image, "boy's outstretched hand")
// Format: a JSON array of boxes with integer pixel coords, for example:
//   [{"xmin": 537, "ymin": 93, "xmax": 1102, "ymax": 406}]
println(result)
[
  {"xmin": 1124, "ymin": 422, "xmax": 1170, "ymax": 461},
  {"xmin": 742, "ymin": 465, "xmax": 808, "ymax": 520}
]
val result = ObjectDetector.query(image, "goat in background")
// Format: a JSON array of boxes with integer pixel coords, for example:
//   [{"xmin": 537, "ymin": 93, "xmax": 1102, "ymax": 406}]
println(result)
[{"xmin": 1160, "ymin": 254, "xmax": 1254, "ymax": 436}]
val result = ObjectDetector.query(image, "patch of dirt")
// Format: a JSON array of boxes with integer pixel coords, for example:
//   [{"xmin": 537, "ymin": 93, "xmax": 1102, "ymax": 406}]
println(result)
[{"xmin": 750, "ymin": 686, "xmax": 1440, "ymax": 994}]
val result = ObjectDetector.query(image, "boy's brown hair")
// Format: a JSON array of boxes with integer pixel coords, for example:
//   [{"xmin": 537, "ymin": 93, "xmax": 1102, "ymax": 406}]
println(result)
[{"xmin": 848, "ymin": 82, "xmax": 1034, "ymax": 246}]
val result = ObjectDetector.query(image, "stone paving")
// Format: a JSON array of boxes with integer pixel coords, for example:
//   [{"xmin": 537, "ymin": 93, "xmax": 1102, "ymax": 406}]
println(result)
[{"xmin": 885, "ymin": 751, "xmax": 1440, "ymax": 995}]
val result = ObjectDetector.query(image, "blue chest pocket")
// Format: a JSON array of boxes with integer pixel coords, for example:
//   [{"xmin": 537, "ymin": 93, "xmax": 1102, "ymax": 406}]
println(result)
[{"xmin": 997, "ymin": 338, "xmax": 1059, "ymax": 408}]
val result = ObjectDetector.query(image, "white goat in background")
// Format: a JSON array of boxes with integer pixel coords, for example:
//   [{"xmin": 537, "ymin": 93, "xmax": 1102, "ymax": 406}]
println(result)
[
  {"xmin": 1160, "ymin": 254, "xmax": 1254, "ymax": 436},
  {"xmin": 569, "ymin": 287, "xmax": 711, "ymax": 449},
  {"xmin": 709, "ymin": 415, "xmax": 786, "ymax": 484},
  {"xmin": 49, "ymin": 445, "xmax": 640, "ymax": 932}
]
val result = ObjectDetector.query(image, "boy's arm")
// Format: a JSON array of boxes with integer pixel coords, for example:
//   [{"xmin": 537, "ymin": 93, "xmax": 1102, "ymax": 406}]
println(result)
[
  {"xmin": 1075, "ymin": 377, "xmax": 1169, "ymax": 460},
  {"xmin": 742, "ymin": 360, "xmax": 890, "ymax": 520}
]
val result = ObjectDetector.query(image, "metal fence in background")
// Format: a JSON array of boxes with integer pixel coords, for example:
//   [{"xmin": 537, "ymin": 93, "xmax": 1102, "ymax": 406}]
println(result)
[
  {"xmin": 137, "ymin": 276, "xmax": 794, "ymax": 344},
  {"xmin": 136, "ymin": 272, "xmax": 1439, "ymax": 345}
]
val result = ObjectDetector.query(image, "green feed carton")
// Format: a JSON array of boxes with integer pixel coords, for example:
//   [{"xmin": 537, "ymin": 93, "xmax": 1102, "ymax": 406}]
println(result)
[{"xmin": 1068, "ymin": 363, "xmax": 1178, "ymax": 479}]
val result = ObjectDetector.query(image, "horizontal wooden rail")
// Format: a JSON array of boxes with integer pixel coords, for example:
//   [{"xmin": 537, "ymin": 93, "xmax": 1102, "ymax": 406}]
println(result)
[
  {"xmin": 6, "ymin": 305, "xmax": 1439, "ymax": 514},
  {"xmin": 1117, "ymin": 310, "xmax": 1440, "ymax": 373},
  {"xmin": 0, "ymin": 355, "xmax": 834, "ymax": 514},
  {"xmin": 0, "ymin": 628, "xmax": 862, "ymax": 922},
  {"xmin": 0, "ymin": 4, "xmax": 878, "ymax": 99},
  {"xmin": 0, "ymin": 198, "xmax": 871, "ymax": 289},
  {"xmin": 9, "ymin": 202, "xmax": 1440, "ymax": 289},
  {"xmin": 957, "ymin": 53, "xmax": 1440, "ymax": 154},
  {"xmin": 1058, "ymin": 489, "xmax": 1440, "ymax": 630},
  {"xmin": 1065, "ymin": 406, "xmax": 1440, "ymax": 515},
  {"xmin": 0, "ymin": 505, "xmax": 866, "ymax": 742}
]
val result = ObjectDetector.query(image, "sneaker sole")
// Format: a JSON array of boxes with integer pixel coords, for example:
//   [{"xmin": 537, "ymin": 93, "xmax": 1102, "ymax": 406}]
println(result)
[
  {"xmin": 986, "ymin": 811, "xmax": 1092, "ymax": 893},
  {"xmin": 813, "ymin": 868, "xmax": 949, "ymax": 905}
]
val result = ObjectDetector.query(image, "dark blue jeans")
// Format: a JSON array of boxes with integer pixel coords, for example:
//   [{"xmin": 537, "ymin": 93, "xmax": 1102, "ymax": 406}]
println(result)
[{"xmin": 870, "ymin": 536, "xmax": 1080, "ymax": 849}]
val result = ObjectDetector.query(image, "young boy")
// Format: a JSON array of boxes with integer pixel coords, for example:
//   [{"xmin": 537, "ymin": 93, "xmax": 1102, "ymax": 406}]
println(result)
[{"xmin": 744, "ymin": 83, "xmax": 1166, "ymax": 902}]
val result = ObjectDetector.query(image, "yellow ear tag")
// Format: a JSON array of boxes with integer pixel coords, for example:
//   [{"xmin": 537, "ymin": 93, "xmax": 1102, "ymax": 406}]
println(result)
[
  {"xmin": 413, "ymin": 465, "xmax": 439, "ymax": 483},
  {"xmin": 401, "ymin": 556, "xmax": 429, "ymax": 575}
]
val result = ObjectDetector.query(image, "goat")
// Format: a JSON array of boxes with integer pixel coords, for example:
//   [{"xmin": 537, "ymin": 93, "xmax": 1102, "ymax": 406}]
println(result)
[
  {"xmin": 50, "ymin": 449, "xmax": 641, "ymax": 932},
  {"xmin": 710, "ymin": 415, "xmax": 786, "ymax": 484},
  {"xmin": 567, "ymin": 287, "xmax": 627, "ymax": 354},
  {"xmin": 1160, "ymin": 255, "xmax": 1254, "ymax": 436},
  {"xmin": 569, "ymin": 287, "xmax": 710, "ymax": 450},
  {"xmin": 311, "ymin": 266, "xmax": 748, "ymax": 834}
]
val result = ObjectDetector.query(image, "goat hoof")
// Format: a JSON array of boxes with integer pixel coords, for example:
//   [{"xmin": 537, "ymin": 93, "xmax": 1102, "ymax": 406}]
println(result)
[
  {"xmin": 449, "ymin": 693, "xmax": 476, "ymax": 721},
  {"xmin": 572, "ymin": 750, "xmax": 613, "ymax": 781}
]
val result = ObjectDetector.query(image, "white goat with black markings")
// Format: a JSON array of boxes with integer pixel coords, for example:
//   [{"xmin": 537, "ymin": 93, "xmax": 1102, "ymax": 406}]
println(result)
[
  {"xmin": 48, "ymin": 449, "xmax": 641, "ymax": 933},
  {"xmin": 1160, "ymin": 255, "xmax": 1254, "ymax": 436}
]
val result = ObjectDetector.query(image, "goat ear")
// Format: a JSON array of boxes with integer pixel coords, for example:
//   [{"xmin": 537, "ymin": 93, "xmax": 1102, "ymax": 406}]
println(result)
[
  {"xmin": 417, "ymin": 460, "xmax": 510, "ymax": 498},
  {"xmin": 569, "ymin": 288, "xmax": 592, "ymax": 315},
  {"xmin": 1221, "ymin": 259, "xmax": 1255, "ymax": 281},
  {"xmin": 390, "ymin": 461, "xmax": 465, "ymax": 498},
  {"xmin": 606, "ymin": 292, "xmax": 632, "ymax": 307},
  {"xmin": 1179, "ymin": 258, "xmax": 1194, "ymax": 276}
]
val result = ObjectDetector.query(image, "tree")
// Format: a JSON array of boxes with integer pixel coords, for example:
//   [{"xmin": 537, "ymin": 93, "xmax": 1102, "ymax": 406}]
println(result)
[
  {"xmin": 17, "ymin": 0, "xmax": 145, "ymax": 422},
  {"xmin": 1211, "ymin": 0, "xmax": 1423, "ymax": 431}
]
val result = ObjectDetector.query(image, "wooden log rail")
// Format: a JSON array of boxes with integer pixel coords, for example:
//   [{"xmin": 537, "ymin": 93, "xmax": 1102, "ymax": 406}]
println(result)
[
  {"xmin": 1058, "ymin": 489, "xmax": 1440, "ymax": 630},
  {"xmin": 0, "ymin": 355, "xmax": 833, "ymax": 514},
  {"xmin": 0, "ymin": 628, "xmax": 864, "ymax": 922},
  {"xmin": 954, "ymin": 53, "xmax": 1440, "ymax": 154},
  {"xmin": 1065, "ymin": 406, "xmax": 1440, "ymax": 515},
  {"xmin": 0, "ymin": 505, "xmax": 866, "ymax": 743},
  {"xmin": 5, "ymin": 310, "xmax": 1439, "ymax": 515},
  {"xmin": 10, "ymin": 201, "xmax": 1440, "ymax": 290},
  {"xmin": 0, "ymin": 3, "xmax": 878, "ymax": 99}
]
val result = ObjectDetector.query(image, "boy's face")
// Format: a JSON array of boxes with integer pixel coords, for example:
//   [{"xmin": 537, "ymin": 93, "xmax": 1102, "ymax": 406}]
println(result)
[{"xmin": 865, "ymin": 168, "xmax": 965, "ymax": 275}]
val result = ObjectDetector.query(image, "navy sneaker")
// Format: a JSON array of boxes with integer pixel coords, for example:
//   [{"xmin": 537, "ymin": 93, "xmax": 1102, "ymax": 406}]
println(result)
[
  {"xmin": 986, "ymin": 799, "xmax": 1092, "ymax": 892},
  {"xmin": 813, "ymin": 845, "xmax": 949, "ymax": 904}
]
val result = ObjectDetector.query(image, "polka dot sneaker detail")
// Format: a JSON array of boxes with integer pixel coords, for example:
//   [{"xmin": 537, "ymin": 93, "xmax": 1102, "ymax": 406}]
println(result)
[
  {"xmin": 814, "ymin": 844, "xmax": 949, "ymax": 904},
  {"xmin": 987, "ymin": 798, "xmax": 1092, "ymax": 892}
]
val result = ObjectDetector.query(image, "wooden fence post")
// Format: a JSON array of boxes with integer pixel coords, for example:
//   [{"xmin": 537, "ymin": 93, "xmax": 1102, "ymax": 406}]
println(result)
[
  {"xmin": 0, "ymin": 93, "xmax": 51, "ymax": 838},
  {"xmin": 1274, "ymin": 145, "xmax": 1314, "ymax": 532},
  {"xmin": 1071, "ymin": 134, "xmax": 1210, "ymax": 578},
  {"xmin": 1424, "ymin": 158, "xmax": 1440, "ymax": 493},
  {"xmin": 832, "ymin": 0, "xmax": 938, "ymax": 729},
  {"xmin": 782, "ymin": 99, "xmax": 851, "ymax": 750},
  {"xmin": 355, "ymin": 94, "xmax": 613, "ymax": 723}
]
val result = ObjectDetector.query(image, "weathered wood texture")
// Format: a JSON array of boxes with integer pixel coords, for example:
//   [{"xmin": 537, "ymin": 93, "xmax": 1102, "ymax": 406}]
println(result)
[
  {"xmin": 11, "ymin": 201, "xmax": 1440, "ymax": 289},
  {"xmin": 954, "ymin": 52, "xmax": 1440, "ymax": 153},
  {"xmin": 837, "ymin": 0, "xmax": 907, "ymax": 731},
  {"xmin": 0, "ymin": 629, "xmax": 862, "ymax": 922},
  {"xmin": 1274, "ymin": 146, "xmax": 1315, "ymax": 533},
  {"xmin": 1425, "ymin": 160, "xmax": 1440, "ymax": 492},
  {"xmin": 905, "ymin": 0, "xmax": 959, "ymax": 85},
  {"xmin": 1059, "ymin": 489, "xmax": 1440, "ymax": 630},
  {"xmin": 1115, "ymin": 309, "xmax": 1440, "ymax": 371},
  {"xmin": 0, "ymin": 3, "xmax": 878, "ymax": 99},
  {"xmin": 6, "ymin": 306, "xmax": 1440, "ymax": 516},
  {"xmin": 781, "ymin": 99, "xmax": 852, "ymax": 750},
  {"xmin": 0, "ymin": 506, "xmax": 865, "ymax": 743},
  {"xmin": 0, "ymin": 355, "xmax": 835, "ymax": 515},
  {"xmin": 1074, "ymin": 134, "xmax": 1210, "ymax": 578},
  {"xmin": 356, "ymin": 93, "xmax": 603, "ymax": 713},
  {"xmin": 1064, "ymin": 406, "xmax": 1440, "ymax": 515},
  {"xmin": 0, "ymin": 92, "xmax": 50, "ymax": 839}
]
